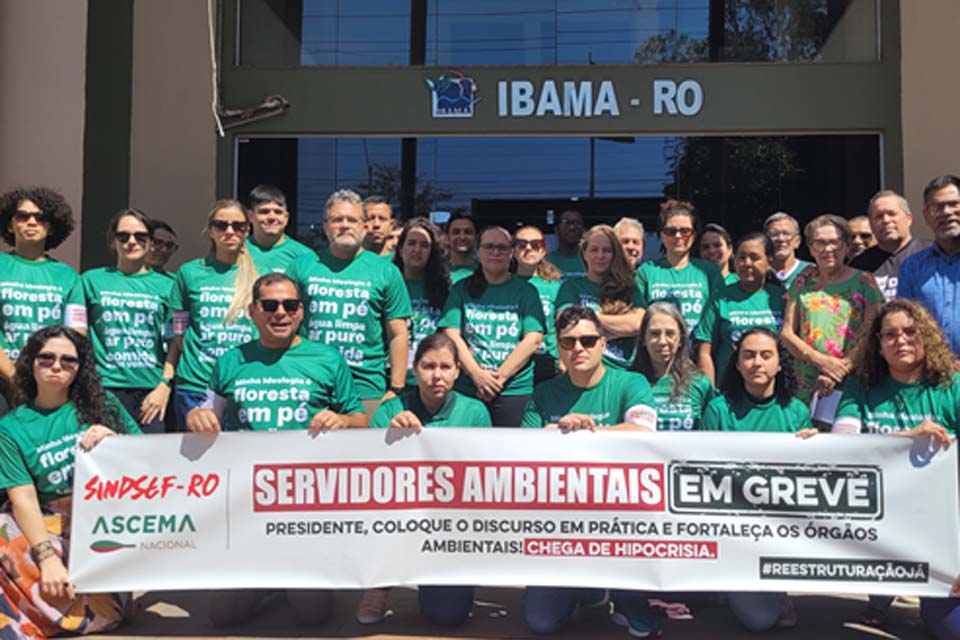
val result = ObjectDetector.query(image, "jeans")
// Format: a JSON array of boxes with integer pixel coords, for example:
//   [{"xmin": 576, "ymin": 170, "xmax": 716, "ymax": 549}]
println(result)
[
  {"xmin": 174, "ymin": 388, "xmax": 207, "ymax": 430},
  {"xmin": 523, "ymin": 586, "xmax": 605, "ymax": 634},
  {"xmin": 418, "ymin": 586, "xmax": 474, "ymax": 627},
  {"xmin": 486, "ymin": 394, "xmax": 531, "ymax": 428},
  {"xmin": 921, "ymin": 596, "xmax": 960, "ymax": 639},
  {"xmin": 728, "ymin": 592, "xmax": 784, "ymax": 631}
]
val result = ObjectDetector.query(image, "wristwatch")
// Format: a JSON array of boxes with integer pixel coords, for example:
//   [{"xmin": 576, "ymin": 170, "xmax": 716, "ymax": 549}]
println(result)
[{"xmin": 389, "ymin": 385, "xmax": 405, "ymax": 395}]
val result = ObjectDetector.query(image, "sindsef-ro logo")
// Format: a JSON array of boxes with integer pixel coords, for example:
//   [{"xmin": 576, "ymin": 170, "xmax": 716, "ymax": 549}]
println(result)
[
  {"xmin": 668, "ymin": 462, "xmax": 882, "ymax": 519},
  {"xmin": 425, "ymin": 71, "xmax": 480, "ymax": 118}
]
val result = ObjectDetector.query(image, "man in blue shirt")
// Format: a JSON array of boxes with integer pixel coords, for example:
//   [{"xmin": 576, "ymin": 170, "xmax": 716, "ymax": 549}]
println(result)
[{"xmin": 898, "ymin": 175, "xmax": 960, "ymax": 354}]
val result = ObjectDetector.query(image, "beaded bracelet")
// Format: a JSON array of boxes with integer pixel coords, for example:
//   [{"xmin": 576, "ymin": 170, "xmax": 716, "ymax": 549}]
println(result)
[{"xmin": 30, "ymin": 540, "xmax": 56, "ymax": 563}]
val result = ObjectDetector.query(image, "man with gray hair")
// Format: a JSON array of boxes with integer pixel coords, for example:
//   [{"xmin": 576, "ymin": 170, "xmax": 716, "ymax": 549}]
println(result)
[
  {"xmin": 764, "ymin": 212, "xmax": 811, "ymax": 289},
  {"xmin": 289, "ymin": 189, "xmax": 412, "ymax": 415},
  {"xmin": 614, "ymin": 217, "xmax": 645, "ymax": 268},
  {"xmin": 851, "ymin": 190, "xmax": 929, "ymax": 300}
]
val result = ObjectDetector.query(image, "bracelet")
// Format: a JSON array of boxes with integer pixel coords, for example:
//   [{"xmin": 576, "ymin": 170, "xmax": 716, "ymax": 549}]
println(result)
[{"xmin": 31, "ymin": 540, "xmax": 56, "ymax": 563}]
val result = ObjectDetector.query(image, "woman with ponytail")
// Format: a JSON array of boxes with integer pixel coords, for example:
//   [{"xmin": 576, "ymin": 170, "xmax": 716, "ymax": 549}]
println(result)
[
  {"xmin": 168, "ymin": 200, "xmax": 258, "ymax": 425},
  {"xmin": 439, "ymin": 226, "xmax": 545, "ymax": 426}
]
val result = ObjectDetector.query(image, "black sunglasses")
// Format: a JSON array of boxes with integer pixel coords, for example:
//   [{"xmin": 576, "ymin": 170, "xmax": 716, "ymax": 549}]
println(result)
[
  {"xmin": 114, "ymin": 231, "xmax": 150, "ymax": 245},
  {"xmin": 13, "ymin": 210, "xmax": 49, "ymax": 224},
  {"xmin": 35, "ymin": 352, "xmax": 81, "ymax": 371},
  {"xmin": 558, "ymin": 335, "xmax": 602, "ymax": 350},
  {"xmin": 258, "ymin": 299, "xmax": 302, "ymax": 313},
  {"xmin": 209, "ymin": 220, "xmax": 249, "ymax": 233}
]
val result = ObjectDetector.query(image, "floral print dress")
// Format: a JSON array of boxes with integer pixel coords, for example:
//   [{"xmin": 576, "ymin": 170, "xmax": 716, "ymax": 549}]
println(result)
[{"xmin": 787, "ymin": 270, "xmax": 883, "ymax": 403}]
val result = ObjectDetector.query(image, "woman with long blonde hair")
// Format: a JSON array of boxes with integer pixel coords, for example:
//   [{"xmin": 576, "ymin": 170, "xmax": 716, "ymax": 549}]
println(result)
[
  {"xmin": 555, "ymin": 225, "xmax": 645, "ymax": 369},
  {"xmin": 169, "ymin": 199, "xmax": 258, "ymax": 425}
]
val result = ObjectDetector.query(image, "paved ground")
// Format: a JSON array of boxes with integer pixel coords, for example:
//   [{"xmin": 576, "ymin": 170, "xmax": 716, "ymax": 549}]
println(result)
[{"xmin": 90, "ymin": 588, "xmax": 933, "ymax": 639}]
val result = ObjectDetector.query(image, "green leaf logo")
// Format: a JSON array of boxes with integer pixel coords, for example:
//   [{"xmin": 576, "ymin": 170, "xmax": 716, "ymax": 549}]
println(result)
[{"xmin": 90, "ymin": 540, "xmax": 135, "ymax": 553}]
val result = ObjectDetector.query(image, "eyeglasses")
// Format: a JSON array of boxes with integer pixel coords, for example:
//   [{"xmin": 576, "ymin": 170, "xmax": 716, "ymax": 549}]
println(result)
[
  {"xmin": 514, "ymin": 239, "xmax": 545, "ymax": 250},
  {"xmin": 35, "ymin": 352, "xmax": 80, "ymax": 371},
  {"xmin": 559, "ymin": 219, "xmax": 583, "ymax": 228},
  {"xmin": 809, "ymin": 238, "xmax": 844, "ymax": 251},
  {"xmin": 479, "ymin": 243, "xmax": 512, "ymax": 253},
  {"xmin": 13, "ymin": 210, "xmax": 49, "ymax": 224},
  {"xmin": 558, "ymin": 335, "xmax": 602, "ymax": 350},
  {"xmin": 114, "ymin": 231, "xmax": 150, "ymax": 245},
  {"xmin": 878, "ymin": 326, "xmax": 919, "ymax": 344},
  {"xmin": 209, "ymin": 220, "xmax": 249, "ymax": 234},
  {"xmin": 661, "ymin": 226, "xmax": 694, "ymax": 239},
  {"xmin": 258, "ymin": 298, "xmax": 302, "ymax": 313},
  {"xmin": 152, "ymin": 239, "xmax": 179, "ymax": 252}
]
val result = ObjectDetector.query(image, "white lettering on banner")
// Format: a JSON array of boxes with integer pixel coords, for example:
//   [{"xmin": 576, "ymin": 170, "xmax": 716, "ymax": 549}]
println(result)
[
  {"xmin": 498, "ymin": 80, "xmax": 620, "ymax": 117},
  {"xmin": 653, "ymin": 79, "xmax": 703, "ymax": 116},
  {"xmin": 70, "ymin": 431, "xmax": 959, "ymax": 596}
]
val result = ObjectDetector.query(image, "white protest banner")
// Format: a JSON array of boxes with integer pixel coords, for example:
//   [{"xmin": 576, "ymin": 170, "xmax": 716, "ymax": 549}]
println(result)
[{"xmin": 69, "ymin": 429, "xmax": 959, "ymax": 596}]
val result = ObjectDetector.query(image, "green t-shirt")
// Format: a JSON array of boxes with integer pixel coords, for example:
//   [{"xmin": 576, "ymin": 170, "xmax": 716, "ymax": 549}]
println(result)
[
  {"xmin": 438, "ymin": 276, "xmax": 546, "ymax": 396},
  {"xmin": 521, "ymin": 274, "xmax": 561, "ymax": 362},
  {"xmin": 371, "ymin": 389, "xmax": 491, "ymax": 428},
  {"xmin": 635, "ymin": 257, "xmax": 723, "ymax": 334},
  {"xmin": 701, "ymin": 395, "xmax": 811, "ymax": 432},
  {"xmin": 834, "ymin": 373, "xmax": 960, "ymax": 435},
  {"xmin": 0, "ymin": 253, "xmax": 86, "ymax": 360},
  {"xmin": 449, "ymin": 260, "xmax": 478, "ymax": 284},
  {"xmin": 724, "ymin": 272, "xmax": 740, "ymax": 285},
  {"xmin": 546, "ymin": 250, "xmax": 587, "ymax": 280},
  {"xmin": 290, "ymin": 249, "xmax": 412, "ymax": 400},
  {"xmin": 787, "ymin": 270, "xmax": 884, "ymax": 402},
  {"xmin": 650, "ymin": 373, "xmax": 715, "ymax": 431},
  {"xmin": 555, "ymin": 276, "xmax": 642, "ymax": 369},
  {"xmin": 246, "ymin": 236, "xmax": 314, "ymax": 275},
  {"xmin": 207, "ymin": 339, "xmax": 363, "ymax": 431},
  {"xmin": 521, "ymin": 367, "xmax": 657, "ymax": 429},
  {"xmin": 404, "ymin": 277, "xmax": 443, "ymax": 386},
  {"xmin": 773, "ymin": 259, "xmax": 813, "ymax": 290},
  {"xmin": 0, "ymin": 394, "xmax": 142, "ymax": 503},
  {"xmin": 82, "ymin": 267, "xmax": 174, "ymax": 389},
  {"xmin": 693, "ymin": 281, "xmax": 786, "ymax": 377},
  {"xmin": 169, "ymin": 257, "xmax": 257, "ymax": 393}
]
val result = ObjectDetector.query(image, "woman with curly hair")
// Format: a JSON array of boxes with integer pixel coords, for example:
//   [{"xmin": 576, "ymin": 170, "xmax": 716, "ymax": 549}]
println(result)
[
  {"xmin": 392, "ymin": 217, "xmax": 450, "ymax": 387},
  {"xmin": 82, "ymin": 209, "xmax": 175, "ymax": 433},
  {"xmin": 0, "ymin": 326, "xmax": 139, "ymax": 638},
  {"xmin": 780, "ymin": 215, "xmax": 883, "ymax": 405},
  {"xmin": 635, "ymin": 200, "xmax": 724, "ymax": 335},
  {"xmin": 702, "ymin": 327, "xmax": 815, "ymax": 633},
  {"xmin": 439, "ymin": 226, "xmax": 545, "ymax": 426},
  {"xmin": 513, "ymin": 225, "xmax": 562, "ymax": 382},
  {"xmin": 833, "ymin": 298, "xmax": 958, "ymax": 631},
  {"xmin": 0, "ymin": 187, "xmax": 87, "ymax": 405},
  {"xmin": 555, "ymin": 225, "xmax": 645, "ymax": 369},
  {"xmin": 169, "ymin": 200, "xmax": 258, "ymax": 425},
  {"xmin": 633, "ymin": 302, "xmax": 714, "ymax": 431}
]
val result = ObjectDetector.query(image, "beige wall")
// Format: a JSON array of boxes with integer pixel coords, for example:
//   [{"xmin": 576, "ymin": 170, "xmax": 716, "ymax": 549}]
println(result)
[
  {"xmin": 129, "ymin": 0, "xmax": 217, "ymax": 271},
  {"xmin": 901, "ymin": 0, "xmax": 960, "ymax": 237},
  {"xmin": 0, "ymin": 0, "xmax": 87, "ymax": 267}
]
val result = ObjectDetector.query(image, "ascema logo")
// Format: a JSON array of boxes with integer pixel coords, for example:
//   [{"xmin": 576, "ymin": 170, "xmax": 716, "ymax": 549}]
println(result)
[
  {"xmin": 89, "ymin": 513, "xmax": 199, "ymax": 552},
  {"xmin": 425, "ymin": 71, "xmax": 480, "ymax": 118}
]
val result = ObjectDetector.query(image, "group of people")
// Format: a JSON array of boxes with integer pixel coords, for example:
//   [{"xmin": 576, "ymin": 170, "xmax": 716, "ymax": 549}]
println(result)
[{"xmin": 0, "ymin": 176, "xmax": 958, "ymax": 638}]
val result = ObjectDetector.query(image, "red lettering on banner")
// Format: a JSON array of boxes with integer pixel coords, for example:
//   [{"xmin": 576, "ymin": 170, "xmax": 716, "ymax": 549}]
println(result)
[
  {"xmin": 252, "ymin": 462, "xmax": 665, "ymax": 512},
  {"xmin": 523, "ymin": 538, "xmax": 718, "ymax": 559},
  {"xmin": 82, "ymin": 474, "xmax": 220, "ymax": 501}
]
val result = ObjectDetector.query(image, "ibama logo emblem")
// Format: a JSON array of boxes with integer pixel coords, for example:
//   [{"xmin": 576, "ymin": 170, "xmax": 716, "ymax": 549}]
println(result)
[{"xmin": 425, "ymin": 71, "xmax": 480, "ymax": 118}]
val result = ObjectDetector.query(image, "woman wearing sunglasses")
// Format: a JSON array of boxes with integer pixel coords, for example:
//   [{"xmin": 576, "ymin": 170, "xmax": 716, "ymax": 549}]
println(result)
[
  {"xmin": 635, "ymin": 200, "xmax": 724, "ymax": 336},
  {"xmin": 81, "ymin": 209, "xmax": 175, "ymax": 433},
  {"xmin": 392, "ymin": 218, "xmax": 450, "ymax": 387},
  {"xmin": 0, "ymin": 326, "xmax": 140, "ymax": 638},
  {"xmin": 633, "ymin": 302, "xmax": 714, "ymax": 431},
  {"xmin": 168, "ymin": 200, "xmax": 258, "ymax": 425},
  {"xmin": 440, "ymin": 227, "xmax": 545, "ymax": 426},
  {"xmin": 832, "ymin": 299, "xmax": 958, "ymax": 632},
  {"xmin": 0, "ymin": 188, "xmax": 87, "ymax": 412},
  {"xmin": 513, "ymin": 226, "xmax": 562, "ymax": 382},
  {"xmin": 555, "ymin": 225, "xmax": 644, "ymax": 370}
]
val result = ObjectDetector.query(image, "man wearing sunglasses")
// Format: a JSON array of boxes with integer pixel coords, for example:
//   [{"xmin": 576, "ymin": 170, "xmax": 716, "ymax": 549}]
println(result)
[
  {"xmin": 289, "ymin": 189, "xmax": 412, "ymax": 416},
  {"xmin": 186, "ymin": 272, "xmax": 364, "ymax": 626},
  {"xmin": 520, "ymin": 305, "xmax": 660, "ymax": 637},
  {"xmin": 146, "ymin": 220, "xmax": 179, "ymax": 273},
  {"xmin": 245, "ymin": 184, "xmax": 314, "ymax": 275}
]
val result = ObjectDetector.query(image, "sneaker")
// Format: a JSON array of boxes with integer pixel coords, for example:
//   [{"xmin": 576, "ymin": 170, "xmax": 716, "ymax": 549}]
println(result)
[
  {"xmin": 776, "ymin": 596, "xmax": 798, "ymax": 629},
  {"xmin": 355, "ymin": 588, "xmax": 390, "ymax": 625},
  {"xmin": 612, "ymin": 599, "xmax": 663, "ymax": 638}
]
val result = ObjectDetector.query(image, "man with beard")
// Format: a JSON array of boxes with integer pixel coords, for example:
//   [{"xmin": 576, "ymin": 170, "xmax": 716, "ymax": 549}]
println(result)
[
  {"xmin": 447, "ymin": 211, "xmax": 478, "ymax": 284},
  {"xmin": 899, "ymin": 175, "xmax": 960, "ymax": 355},
  {"xmin": 362, "ymin": 195, "xmax": 394, "ymax": 257},
  {"xmin": 290, "ymin": 189, "xmax": 412, "ymax": 414},
  {"xmin": 245, "ymin": 184, "xmax": 313, "ymax": 275},
  {"xmin": 851, "ymin": 190, "xmax": 930, "ymax": 301}
]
